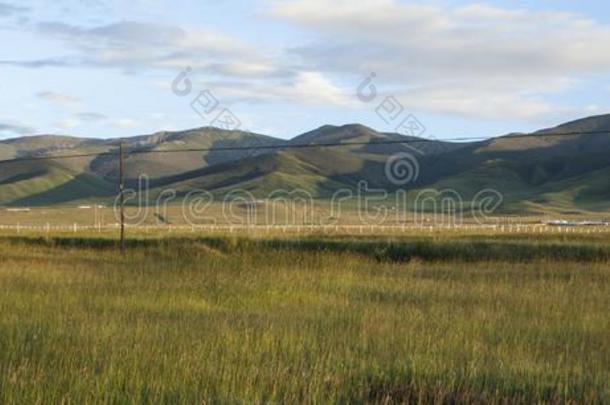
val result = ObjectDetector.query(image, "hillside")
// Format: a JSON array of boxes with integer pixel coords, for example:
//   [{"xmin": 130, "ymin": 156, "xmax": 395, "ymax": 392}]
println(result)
[
  {"xmin": 0, "ymin": 127, "xmax": 283, "ymax": 205},
  {"xmin": 0, "ymin": 115, "xmax": 609, "ymax": 213}
]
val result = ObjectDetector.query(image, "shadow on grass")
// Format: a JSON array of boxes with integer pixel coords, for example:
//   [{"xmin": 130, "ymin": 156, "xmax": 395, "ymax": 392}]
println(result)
[{"xmin": 2, "ymin": 235, "xmax": 610, "ymax": 263}]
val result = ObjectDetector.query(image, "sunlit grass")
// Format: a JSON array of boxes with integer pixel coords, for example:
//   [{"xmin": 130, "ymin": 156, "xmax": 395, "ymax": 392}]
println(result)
[{"xmin": 0, "ymin": 235, "xmax": 608, "ymax": 403}]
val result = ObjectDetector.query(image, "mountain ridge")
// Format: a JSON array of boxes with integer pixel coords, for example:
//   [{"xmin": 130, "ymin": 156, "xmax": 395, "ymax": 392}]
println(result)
[{"xmin": 1, "ymin": 114, "xmax": 609, "ymax": 214}]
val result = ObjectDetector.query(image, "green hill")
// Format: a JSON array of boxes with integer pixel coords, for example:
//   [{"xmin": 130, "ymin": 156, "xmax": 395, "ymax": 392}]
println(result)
[{"xmin": 0, "ymin": 115, "xmax": 609, "ymax": 213}]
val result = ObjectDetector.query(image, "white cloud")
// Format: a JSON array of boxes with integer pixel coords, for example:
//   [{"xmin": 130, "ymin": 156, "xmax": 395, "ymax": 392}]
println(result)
[
  {"xmin": 5, "ymin": 2, "xmax": 610, "ymax": 126},
  {"xmin": 57, "ymin": 114, "xmax": 138, "ymax": 131},
  {"xmin": 37, "ymin": 91, "xmax": 80, "ymax": 105},
  {"xmin": 202, "ymin": 61, "xmax": 283, "ymax": 79},
  {"xmin": 289, "ymin": 71, "xmax": 354, "ymax": 106},
  {"xmin": 75, "ymin": 112, "xmax": 107, "ymax": 121},
  {"xmin": 399, "ymin": 87, "xmax": 553, "ymax": 121},
  {"xmin": 267, "ymin": 0, "xmax": 610, "ymax": 121},
  {"xmin": 201, "ymin": 71, "xmax": 354, "ymax": 107},
  {"xmin": 54, "ymin": 113, "xmax": 109, "ymax": 130},
  {"xmin": 584, "ymin": 104, "xmax": 601, "ymax": 113},
  {"xmin": 55, "ymin": 118, "xmax": 79, "ymax": 129},
  {"xmin": 32, "ymin": 21, "xmax": 272, "ymax": 76},
  {"xmin": 111, "ymin": 118, "xmax": 139, "ymax": 129},
  {"xmin": 387, "ymin": 77, "xmax": 579, "ymax": 121},
  {"xmin": 268, "ymin": 0, "xmax": 610, "ymax": 79}
]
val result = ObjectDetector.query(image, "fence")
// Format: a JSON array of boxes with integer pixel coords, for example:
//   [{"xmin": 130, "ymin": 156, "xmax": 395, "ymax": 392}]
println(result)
[{"xmin": 1, "ymin": 223, "xmax": 609, "ymax": 237}]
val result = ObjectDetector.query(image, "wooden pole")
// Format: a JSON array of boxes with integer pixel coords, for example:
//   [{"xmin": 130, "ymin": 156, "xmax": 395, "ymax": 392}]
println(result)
[{"xmin": 119, "ymin": 140, "xmax": 125, "ymax": 254}]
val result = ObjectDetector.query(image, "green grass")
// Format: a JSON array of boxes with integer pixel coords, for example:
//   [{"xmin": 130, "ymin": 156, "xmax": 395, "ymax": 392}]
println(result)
[{"xmin": 0, "ymin": 235, "xmax": 608, "ymax": 403}]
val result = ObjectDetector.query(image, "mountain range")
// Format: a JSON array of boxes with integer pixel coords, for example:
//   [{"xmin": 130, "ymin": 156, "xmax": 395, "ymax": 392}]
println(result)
[{"xmin": 1, "ymin": 114, "xmax": 610, "ymax": 215}]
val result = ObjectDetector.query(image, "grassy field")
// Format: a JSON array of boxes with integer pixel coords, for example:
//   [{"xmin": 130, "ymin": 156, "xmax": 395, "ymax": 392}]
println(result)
[
  {"xmin": 0, "ymin": 233, "xmax": 608, "ymax": 403},
  {"xmin": 3, "ymin": 202, "xmax": 610, "ymax": 228}
]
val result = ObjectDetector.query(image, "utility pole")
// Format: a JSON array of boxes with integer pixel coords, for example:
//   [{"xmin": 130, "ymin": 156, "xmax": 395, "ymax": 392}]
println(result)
[{"xmin": 119, "ymin": 139, "xmax": 125, "ymax": 254}]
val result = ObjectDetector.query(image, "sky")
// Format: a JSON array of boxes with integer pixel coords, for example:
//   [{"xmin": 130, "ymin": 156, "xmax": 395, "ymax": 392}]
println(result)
[{"xmin": 1, "ymin": 0, "xmax": 609, "ymax": 141}]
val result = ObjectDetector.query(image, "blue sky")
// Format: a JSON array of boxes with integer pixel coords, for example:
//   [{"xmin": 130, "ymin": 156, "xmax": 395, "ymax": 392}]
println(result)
[{"xmin": 1, "ymin": 0, "xmax": 609, "ymax": 140}]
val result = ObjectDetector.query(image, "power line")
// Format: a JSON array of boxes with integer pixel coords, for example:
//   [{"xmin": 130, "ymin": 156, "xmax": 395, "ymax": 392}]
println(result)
[
  {"xmin": 0, "ymin": 151, "xmax": 115, "ymax": 164},
  {"xmin": 2, "ymin": 127, "xmax": 609, "ymax": 253},
  {"xmin": 0, "ymin": 129, "xmax": 608, "ymax": 165}
]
